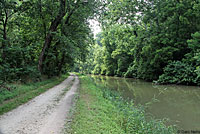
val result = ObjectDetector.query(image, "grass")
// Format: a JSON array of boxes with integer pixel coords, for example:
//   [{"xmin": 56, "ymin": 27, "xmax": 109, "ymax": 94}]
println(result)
[
  {"xmin": 0, "ymin": 74, "xmax": 69, "ymax": 115},
  {"xmin": 55, "ymin": 78, "xmax": 75, "ymax": 102},
  {"xmin": 67, "ymin": 75, "xmax": 176, "ymax": 134}
]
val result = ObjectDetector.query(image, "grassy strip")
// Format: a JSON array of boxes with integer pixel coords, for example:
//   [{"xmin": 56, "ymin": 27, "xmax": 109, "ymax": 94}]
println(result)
[
  {"xmin": 0, "ymin": 74, "xmax": 69, "ymax": 115},
  {"xmin": 68, "ymin": 75, "xmax": 176, "ymax": 134},
  {"xmin": 55, "ymin": 78, "xmax": 75, "ymax": 102}
]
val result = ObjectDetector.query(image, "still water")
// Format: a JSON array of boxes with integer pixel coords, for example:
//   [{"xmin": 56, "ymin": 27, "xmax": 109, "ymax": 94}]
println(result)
[{"xmin": 90, "ymin": 75, "xmax": 200, "ymax": 130}]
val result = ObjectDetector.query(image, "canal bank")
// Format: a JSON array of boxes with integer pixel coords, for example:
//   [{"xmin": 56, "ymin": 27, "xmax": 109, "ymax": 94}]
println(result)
[
  {"xmin": 90, "ymin": 75, "xmax": 200, "ymax": 131},
  {"xmin": 68, "ymin": 75, "xmax": 175, "ymax": 134}
]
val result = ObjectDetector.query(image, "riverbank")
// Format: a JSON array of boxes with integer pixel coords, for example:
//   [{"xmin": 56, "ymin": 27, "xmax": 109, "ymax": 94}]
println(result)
[
  {"xmin": 67, "ymin": 75, "xmax": 176, "ymax": 134},
  {"xmin": 0, "ymin": 74, "xmax": 69, "ymax": 115}
]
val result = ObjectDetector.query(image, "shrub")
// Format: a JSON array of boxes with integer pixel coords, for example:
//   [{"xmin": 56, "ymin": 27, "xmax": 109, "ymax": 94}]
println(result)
[{"xmin": 157, "ymin": 61, "xmax": 196, "ymax": 85}]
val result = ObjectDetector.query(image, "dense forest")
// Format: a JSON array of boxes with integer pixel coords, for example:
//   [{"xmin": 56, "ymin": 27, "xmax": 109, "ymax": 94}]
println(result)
[
  {"xmin": 78, "ymin": 0, "xmax": 200, "ymax": 85},
  {"xmin": 0, "ymin": 0, "xmax": 100, "ymax": 82},
  {"xmin": 1, "ymin": 0, "xmax": 200, "ymax": 85}
]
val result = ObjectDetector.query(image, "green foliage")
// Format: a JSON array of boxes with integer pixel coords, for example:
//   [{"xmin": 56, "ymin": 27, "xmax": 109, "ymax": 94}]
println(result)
[
  {"xmin": 0, "ymin": 0, "xmax": 99, "ymax": 82},
  {"xmin": 195, "ymin": 67, "xmax": 200, "ymax": 85},
  {"xmin": 124, "ymin": 64, "xmax": 138, "ymax": 78},
  {"xmin": 0, "ymin": 46, "xmax": 40, "ymax": 81},
  {"xmin": 186, "ymin": 32, "xmax": 200, "ymax": 65},
  {"xmin": 79, "ymin": 0, "xmax": 200, "ymax": 85},
  {"xmin": 186, "ymin": 31, "xmax": 200, "ymax": 84},
  {"xmin": 1, "ymin": 0, "xmax": 200, "ymax": 86},
  {"xmin": 157, "ymin": 61, "xmax": 196, "ymax": 85}
]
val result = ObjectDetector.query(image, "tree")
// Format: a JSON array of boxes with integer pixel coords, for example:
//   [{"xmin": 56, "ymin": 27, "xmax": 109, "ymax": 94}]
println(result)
[
  {"xmin": 0, "ymin": 0, "xmax": 99, "ymax": 81},
  {"xmin": 83, "ymin": 0, "xmax": 200, "ymax": 85}
]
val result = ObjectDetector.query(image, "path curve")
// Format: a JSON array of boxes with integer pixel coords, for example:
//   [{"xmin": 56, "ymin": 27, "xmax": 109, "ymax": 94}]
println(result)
[{"xmin": 0, "ymin": 74, "xmax": 79, "ymax": 134}]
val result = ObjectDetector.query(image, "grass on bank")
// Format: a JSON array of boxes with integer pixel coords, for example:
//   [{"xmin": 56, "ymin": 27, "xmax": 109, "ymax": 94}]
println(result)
[
  {"xmin": 68, "ymin": 75, "xmax": 176, "ymax": 134},
  {"xmin": 0, "ymin": 74, "xmax": 69, "ymax": 115}
]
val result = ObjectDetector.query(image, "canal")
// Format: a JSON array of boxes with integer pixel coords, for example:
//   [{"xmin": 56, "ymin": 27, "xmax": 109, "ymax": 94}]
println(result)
[{"xmin": 90, "ymin": 75, "xmax": 200, "ymax": 130}]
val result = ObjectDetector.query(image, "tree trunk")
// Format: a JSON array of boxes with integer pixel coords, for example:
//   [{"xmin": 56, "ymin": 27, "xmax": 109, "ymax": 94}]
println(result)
[
  {"xmin": 38, "ymin": 0, "xmax": 66, "ymax": 73},
  {"xmin": 38, "ymin": 34, "xmax": 52, "ymax": 73},
  {"xmin": 58, "ymin": 52, "xmax": 66, "ymax": 75},
  {"xmin": 38, "ymin": 0, "xmax": 82, "ymax": 73}
]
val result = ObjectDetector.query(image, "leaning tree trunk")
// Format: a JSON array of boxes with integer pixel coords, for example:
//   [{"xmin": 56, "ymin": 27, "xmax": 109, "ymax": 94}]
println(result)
[
  {"xmin": 38, "ymin": 0, "xmax": 82, "ymax": 73},
  {"xmin": 38, "ymin": 0, "xmax": 66, "ymax": 73}
]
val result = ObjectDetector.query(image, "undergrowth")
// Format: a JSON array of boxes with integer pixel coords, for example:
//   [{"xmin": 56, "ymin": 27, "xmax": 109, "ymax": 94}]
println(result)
[{"xmin": 68, "ymin": 75, "xmax": 176, "ymax": 134}]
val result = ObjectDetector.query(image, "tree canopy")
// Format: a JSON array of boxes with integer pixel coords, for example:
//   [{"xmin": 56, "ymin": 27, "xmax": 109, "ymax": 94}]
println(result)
[
  {"xmin": 1, "ymin": 0, "xmax": 200, "ymax": 85},
  {"xmin": 0, "ymin": 0, "xmax": 100, "ymax": 81},
  {"xmin": 79, "ymin": 0, "xmax": 200, "ymax": 85}
]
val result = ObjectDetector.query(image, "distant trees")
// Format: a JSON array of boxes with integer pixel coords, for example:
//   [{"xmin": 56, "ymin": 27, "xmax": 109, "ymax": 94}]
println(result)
[{"xmin": 80, "ymin": 0, "xmax": 200, "ymax": 85}]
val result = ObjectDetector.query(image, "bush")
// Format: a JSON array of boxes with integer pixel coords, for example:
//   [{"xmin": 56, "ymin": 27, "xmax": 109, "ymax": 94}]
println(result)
[
  {"xmin": 0, "ymin": 46, "xmax": 41, "ymax": 82},
  {"xmin": 194, "ymin": 66, "xmax": 200, "ymax": 85},
  {"xmin": 157, "ymin": 61, "xmax": 196, "ymax": 85},
  {"xmin": 0, "ymin": 64, "xmax": 40, "ymax": 82}
]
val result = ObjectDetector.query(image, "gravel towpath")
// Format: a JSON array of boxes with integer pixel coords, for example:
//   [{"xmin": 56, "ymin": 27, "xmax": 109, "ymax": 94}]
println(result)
[{"xmin": 0, "ymin": 74, "xmax": 79, "ymax": 134}]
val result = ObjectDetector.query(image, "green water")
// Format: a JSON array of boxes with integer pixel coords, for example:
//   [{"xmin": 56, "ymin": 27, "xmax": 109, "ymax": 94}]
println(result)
[{"xmin": 90, "ymin": 75, "xmax": 200, "ymax": 130}]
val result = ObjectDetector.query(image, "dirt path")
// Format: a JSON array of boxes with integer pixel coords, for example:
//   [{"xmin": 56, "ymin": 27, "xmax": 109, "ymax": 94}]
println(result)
[{"xmin": 0, "ymin": 74, "xmax": 79, "ymax": 134}]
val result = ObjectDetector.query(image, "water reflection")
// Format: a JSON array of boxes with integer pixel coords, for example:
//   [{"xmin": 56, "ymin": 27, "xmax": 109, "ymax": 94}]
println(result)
[{"xmin": 90, "ymin": 75, "xmax": 200, "ymax": 130}]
